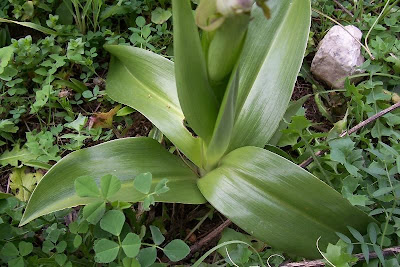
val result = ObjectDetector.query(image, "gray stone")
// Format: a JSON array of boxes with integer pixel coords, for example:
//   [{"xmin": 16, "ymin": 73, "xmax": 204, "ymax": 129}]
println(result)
[{"xmin": 311, "ymin": 25, "xmax": 365, "ymax": 88}]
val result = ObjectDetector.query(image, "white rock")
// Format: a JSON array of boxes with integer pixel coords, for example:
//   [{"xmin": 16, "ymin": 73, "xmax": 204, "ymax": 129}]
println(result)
[{"xmin": 311, "ymin": 25, "xmax": 365, "ymax": 88}]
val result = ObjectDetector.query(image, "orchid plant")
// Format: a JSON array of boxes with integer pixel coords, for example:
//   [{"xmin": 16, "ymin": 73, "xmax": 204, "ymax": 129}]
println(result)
[{"xmin": 21, "ymin": 0, "xmax": 374, "ymax": 258}]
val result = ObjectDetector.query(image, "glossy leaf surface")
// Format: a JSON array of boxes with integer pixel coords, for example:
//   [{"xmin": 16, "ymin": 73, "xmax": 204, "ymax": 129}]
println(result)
[
  {"xmin": 207, "ymin": 15, "xmax": 249, "ymax": 83},
  {"xmin": 21, "ymin": 138, "xmax": 205, "ymax": 225},
  {"xmin": 198, "ymin": 146, "xmax": 374, "ymax": 258},
  {"xmin": 104, "ymin": 45, "xmax": 202, "ymax": 166},
  {"xmin": 205, "ymin": 71, "xmax": 239, "ymax": 169},
  {"xmin": 172, "ymin": 0, "xmax": 218, "ymax": 143},
  {"xmin": 229, "ymin": 0, "xmax": 311, "ymax": 151}
]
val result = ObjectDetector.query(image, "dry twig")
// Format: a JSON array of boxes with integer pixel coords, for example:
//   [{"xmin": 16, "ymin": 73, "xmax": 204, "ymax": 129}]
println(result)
[
  {"xmin": 300, "ymin": 101, "xmax": 400, "ymax": 168},
  {"xmin": 332, "ymin": 0, "xmax": 360, "ymax": 22},
  {"xmin": 188, "ymin": 219, "xmax": 232, "ymax": 257},
  {"xmin": 188, "ymin": 102, "xmax": 400, "ymax": 260},
  {"xmin": 281, "ymin": 246, "xmax": 400, "ymax": 267}
]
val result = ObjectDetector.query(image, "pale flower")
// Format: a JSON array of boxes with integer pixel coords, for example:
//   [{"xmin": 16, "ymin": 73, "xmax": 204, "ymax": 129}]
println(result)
[{"xmin": 216, "ymin": 0, "xmax": 255, "ymax": 16}]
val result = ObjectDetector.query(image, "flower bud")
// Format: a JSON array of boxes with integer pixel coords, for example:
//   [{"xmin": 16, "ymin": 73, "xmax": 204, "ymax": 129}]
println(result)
[
  {"xmin": 216, "ymin": 0, "xmax": 255, "ymax": 16},
  {"xmin": 207, "ymin": 14, "xmax": 250, "ymax": 84}
]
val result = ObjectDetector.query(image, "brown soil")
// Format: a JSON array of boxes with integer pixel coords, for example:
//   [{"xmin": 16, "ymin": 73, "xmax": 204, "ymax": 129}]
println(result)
[
  {"xmin": 7, "ymin": 23, "xmax": 45, "ymax": 42},
  {"xmin": 291, "ymin": 77, "xmax": 333, "ymax": 132},
  {"xmin": 123, "ymin": 113, "xmax": 153, "ymax": 138}
]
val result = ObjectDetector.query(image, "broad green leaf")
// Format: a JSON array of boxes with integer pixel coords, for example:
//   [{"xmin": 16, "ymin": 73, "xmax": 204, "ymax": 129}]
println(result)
[
  {"xmin": 21, "ymin": 138, "xmax": 205, "ymax": 225},
  {"xmin": 9, "ymin": 167, "xmax": 43, "ymax": 202},
  {"xmin": 104, "ymin": 45, "xmax": 202, "ymax": 166},
  {"xmin": 56, "ymin": 241, "xmax": 67, "ymax": 253},
  {"xmin": 94, "ymin": 239, "xmax": 120, "ymax": 263},
  {"xmin": 0, "ymin": 18, "xmax": 59, "ymax": 35},
  {"xmin": 154, "ymin": 178, "xmax": 169, "ymax": 195},
  {"xmin": 197, "ymin": 146, "xmax": 375, "ymax": 258},
  {"xmin": 116, "ymin": 106, "xmax": 135, "ymax": 117},
  {"xmin": 0, "ymin": 145, "xmax": 36, "ymax": 167},
  {"xmin": 217, "ymin": 228, "xmax": 252, "ymax": 257},
  {"xmin": 69, "ymin": 221, "xmax": 89, "ymax": 234},
  {"xmin": 335, "ymin": 232, "xmax": 352, "ymax": 244},
  {"xmin": 0, "ymin": 66, "xmax": 17, "ymax": 81},
  {"xmin": 55, "ymin": 1, "xmax": 73, "ymax": 25},
  {"xmin": 372, "ymin": 186, "xmax": 393, "ymax": 197},
  {"xmin": 137, "ymin": 247, "xmax": 157, "ymax": 267},
  {"xmin": 140, "ymin": 225, "xmax": 147, "ymax": 239},
  {"xmin": 192, "ymin": 240, "xmax": 259, "ymax": 267},
  {"xmin": 46, "ymin": 223, "xmax": 63, "ymax": 243},
  {"xmin": 136, "ymin": 16, "xmax": 145, "ymax": 27},
  {"xmin": 367, "ymin": 223, "xmax": 377, "ymax": 244},
  {"xmin": 150, "ymin": 225, "xmax": 165, "ymax": 245},
  {"xmin": 53, "ymin": 79, "xmax": 85, "ymax": 94},
  {"xmin": 207, "ymin": 16, "xmax": 249, "ymax": 85},
  {"xmin": 18, "ymin": 241, "xmax": 33, "ymax": 257},
  {"xmin": 122, "ymin": 233, "xmax": 141, "ymax": 258},
  {"xmin": 21, "ymin": 2, "xmax": 34, "ymax": 21},
  {"xmin": 151, "ymin": 7, "xmax": 172, "ymax": 24},
  {"xmin": 228, "ymin": 0, "xmax": 311, "ymax": 151},
  {"xmin": 322, "ymin": 243, "xmax": 357, "ymax": 267},
  {"xmin": 100, "ymin": 210, "xmax": 125, "ymax": 236},
  {"xmin": 123, "ymin": 257, "xmax": 141, "ymax": 267},
  {"xmin": 24, "ymin": 160, "xmax": 52, "ymax": 170},
  {"xmin": 205, "ymin": 71, "xmax": 239, "ymax": 169},
  {"xmin": 0, "ymin": 192, "xmax": 12, "ymax": 199},
  {"xmin": 112, "ymin": 201, "xmax": 131, "ymax": 210},
  {"xmin": 100, "ymin": 3, "xmax": 127, "ymax": 22},
  {"xmin": 42, "ymin": 240, "xmax": 55, "ymax": 253},
  {"xmin": 71, "ymin": 78, "xmax": 88, "ymax": 92},
  {"xmin": 172, "ymin": 0, "xmax": 218, "ymax": 143},
  {"xmin": 83, "ymin": 202, "xmax": 106, "ymax": 225},
  {"xmin": 372, "ymin": 244, "xmax": 385, "ymax": 264},
  {"xmin": 65, "ymin": 114, "xmax": 87, "ymax": 132},
  {"xmin": 100, "ymin": 174, "xmax": 121, "ymax": 199},
  {"xmin": 269, "ymin": 95, "xmax": 310, "ymax": 146},
  {"xmin": 361, "ymin": 243, "xmax": 369, "ymax": 263},
  {"xmin": 0, "ymin": 119, "xmax": 18, "ymax": 134},
  {"xmin": 74, "ymin": 176, "xmax": 101, "ymax": 198},
  {"xmin": 347, "ymin": 226, "xmax": 364, "ymax": 243},
  {"xmin": 143, "ymin": 195, "xmax": 155, "ymax": 211},
  {"xmin": 1, "ymin": 242, "xmax": 19, "ymax": 257},
  {"xmin": 163, "ymin": 239, "xmax": 190, "ymax": 262},
  {"xmin": 8, "ymin": 257, "xmax": 24, "ymax": 267},
  {"xmin": 93, "ymin": 223, "xmax": 112, "ymax": 239},
  {"xmin": 73, "ymin": 235, "xmax": 82, "ymax": 248},
  {"xmin": 54, "ymin": 254, "xmax": 68, "ymax": 266},
  {"xmin": 0, "ymin": 46, "xmax": 14, "ymax": 74},
  {"xmin": 134, "ymin": 173, "xmax": 152, "ymax": 194}
]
